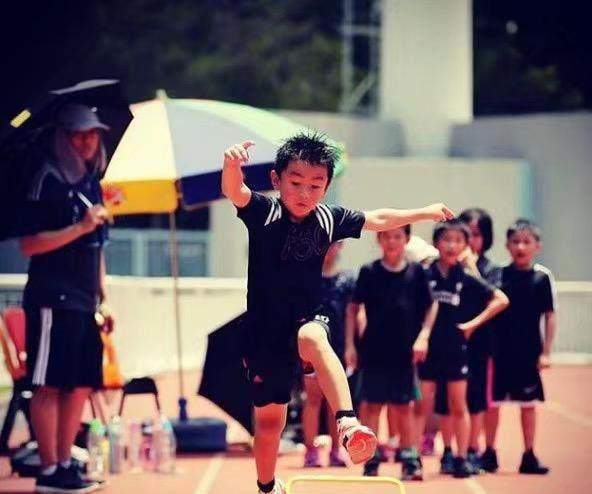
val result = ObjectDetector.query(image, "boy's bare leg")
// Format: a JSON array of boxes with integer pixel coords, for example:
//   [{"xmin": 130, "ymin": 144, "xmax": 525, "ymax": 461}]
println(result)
[
  {"xmin": 57, "ymin": 387, "xmax": 92, "ymax": 462},
  {"xmin": 387, "ymin": 405, "xmax": 399, "ymax": 443},
  {"xmin": 361, "ymin": 403, "xmax": 382, "ymax": 435},
  {"xmin": 415, "ymin": 381, "xmax": 435, "ymax": 450},
  {"xmin": 440, "ymin": 415, "xmax": 453, "ymax": 448},
  {"xmin": 447, "ymin": 381, "xmax": 469, "ymax": 457},
  {"xmin": 302, "ymin": 376, "xmax": 323, "ymax": 449},
  {"xmin": 469, "ymin": 412, "xmax": 484, "ymax": 451},
  {"xmin": 485, "ymin": 406, "xmax": 500, "ymax": 448},
  {"xmin": 254, "ymin": 404, "xmax": 287, "ymax": 484},
  {"xmin": 520, "ymin": 406, "xmax": 536, "ymax": 451},
  {"xmin": 30, "ymin": 386, "xmax": 59, "ymax": 468},
  {"xmin": 389, "ymin": 404, "xmax": 413, "ymax": 448},
  {"xmin": 297, "ymin": 323, "xmax": 352, "ymax": 412},
  {"xmin": 324, "ymin": 402, "xmax": 340, "ymax": 451}
]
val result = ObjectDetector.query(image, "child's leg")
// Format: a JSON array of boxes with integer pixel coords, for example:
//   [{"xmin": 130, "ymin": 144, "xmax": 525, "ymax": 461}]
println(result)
[
  {"xmin": 440, "ymin": 415, "xmax": 453, "ymax": 449},
  {"xmin": 388, "ymin": 404, "xmax": 412, "ymax": 449},
  {"xmin": 361, "ymin": 402, "xmax": 383, "ymax": 435},
  {"xmin": 297, "ymin": 322, "xmax": 352, "ymax": 413},
  {"xmin": 254, "ymin": 404, "xmax": 287, "ymax": 485},
  {"xmin": 447, "ymin": 380, "xmax": 469, "ymax": 457},
  {"xmin": 469, "ymin": 412, "xmax": 484, "ymax": 451},
  {"xmin": 415, "ymin": 381, "xmax": 436, "ymax": 450},
  {"xmin": 387, "ymin": 405, "xmax": 399, "ymax": 445},
  {"xmin": 520, "ymin": 405, "xmax": 536, "ymax": 451},
  {"xmin": 485, "ymin": 406, "xmax": 500, "ymax": 448},
  {"xmin": 302, "ymin": 376, "xmax": 323, "ymax": 449}
]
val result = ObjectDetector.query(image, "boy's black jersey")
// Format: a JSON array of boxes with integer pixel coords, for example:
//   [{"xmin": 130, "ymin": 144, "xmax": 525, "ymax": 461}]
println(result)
[
  {"xmin": 353, "ymin": 260, "xmax": 432, "ymax": 370},
  {"xmin": 236, "ymin": 192, "xmax": 365, "ymax": 355},
  {"xmin": 477, "ymin": 255, "xmax": 501, "ymax": 286},
  {"xmin": 495, "ymin": 263, "xmax": 556, "ymax": 362},
  {"xmin": 425, "ymin": 262, "xmax": 494, "ymax": 350}
]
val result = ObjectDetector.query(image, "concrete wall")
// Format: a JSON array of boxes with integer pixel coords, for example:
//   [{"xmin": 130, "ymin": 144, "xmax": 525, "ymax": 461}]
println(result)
[{"xmin": 450, "ymin": 113, "xmax": 592, "ymax": 280}]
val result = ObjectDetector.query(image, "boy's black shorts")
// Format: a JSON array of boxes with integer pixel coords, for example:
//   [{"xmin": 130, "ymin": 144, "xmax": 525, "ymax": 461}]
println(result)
[
  {"xmin": 359, "ymin": 365, "xmax": 418, "ymax": 405},
  {"xmin": 435, "ymin": 352, "xmax": 489, "ymax": 415},
  {"xmin": 418, "ymin": 342, "xmax": 469, "ymax": 382},
  {"xmin": 243, "ymin": 310, "xmax": 332, "ymax": 408},
  {"xmin": 492, "ymin": 356, "xmax": 544, "ymax": 404},
  {"xmin": 25, "ymin": 307, "xmax": 103, "ymax": 390}
]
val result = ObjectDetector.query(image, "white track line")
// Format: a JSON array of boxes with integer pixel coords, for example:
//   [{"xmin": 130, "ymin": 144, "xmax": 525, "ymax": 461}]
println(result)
[
  {"xmin": 545, "ymin": 401, "xmax": 592, "ymax": 428},
  {"xmin": 464, "ymin": 478, "xmax": 488, "ymax": 494}
]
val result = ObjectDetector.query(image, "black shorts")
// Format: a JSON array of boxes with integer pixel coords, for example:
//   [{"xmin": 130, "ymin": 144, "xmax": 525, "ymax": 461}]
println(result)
[
  {"xmin": 492, "ymin": 356, "xmax": 544, "ymax": 404},
  {"xmin": 435, "ymin": 352, "xmax": 489, "ymax": 415},
  {"xmin": 359, "ymin": 365, "xmax": 418, "ymax": 405},
  {"xmin": 244, "ymin": 310, "xmax": 332, "ymax": 408},
  {"xmin": 418, "ymin": 341, "xmax": 468, "ymax": 382},
  {"xmin": 25, "ymin": 307, "xmax": 103, "ymax": 390}
]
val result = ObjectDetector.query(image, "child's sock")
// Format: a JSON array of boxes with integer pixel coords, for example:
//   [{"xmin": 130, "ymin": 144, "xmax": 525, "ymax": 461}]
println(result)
[
  {"xmin": 257, "ymin": 479, "xmax": 275, "ymax": 493},
  {"xmin": 40, "ymin": 464, "xmax": 58, "ymax": 476},
  {"xmin": 59, "ymin": 459, "xmax": 71, "ymax": 469},
  {"xmin": 335, "ymin": 410, "xmax": 356, "ymax": 421}
]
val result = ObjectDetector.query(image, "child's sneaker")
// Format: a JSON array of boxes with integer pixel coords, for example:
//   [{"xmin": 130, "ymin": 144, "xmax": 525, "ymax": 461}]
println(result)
[
  {"xmin": 453, "ymin": 457, "xmax": 472, "ymax": 479},
  {"xmin": 337, "ymin": 417, "xmax": 377, "ymax": 465},
  {"xmin": 467, "ymin": 449, "xmax": 482, "ymax": 474},
  {"xmin": 440, "ymin": 447, "xmax": 454, "ymax": 475},
  {"xmin": 257, "ymin": 478, "xmax": 286, "ymax": 494},
  {"xmin": 363, "ymin": 460, "xmax": 379, "ymax": 477},
  {"xmin": 35, "ymin": 465, "xmax": 99, "ymax": 493},
  {"xmin": 328, "ymin": 448, "xmax": 347, "ymax": 467},
  {"xmin": 479, "ymin": 447, "xmax": 499, "ymax": 473},
  {"xmin": 420, "ymin": 432, "xmax": 435, "ymax": 456},
  {"xmin": 519, "ymin": 450, "xmax": 549, "ymax": 475},
  {"xmin": 400, "ymin": 450, "xmax": 423, "ymax": 481},
  {"xmin": 303, "ymin": 446, "xmax": 321, "ymax": 468}
]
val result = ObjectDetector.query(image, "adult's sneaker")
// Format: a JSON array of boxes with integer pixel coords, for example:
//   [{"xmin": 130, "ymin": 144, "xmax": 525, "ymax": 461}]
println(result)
[
  {"xmin": 440, "ymin": 448, "xmax": 455, "ymax": 475},
  {"xmin": 480, "ymin": 447, "xmax": 499, "ymax": 473},
  {"xmin": 519, "ymin": 450, "xmax": 549, "ymax": 475},
  {"xmin": 337, "ymin": 417, "xmax": 377, "ymax": 465}
]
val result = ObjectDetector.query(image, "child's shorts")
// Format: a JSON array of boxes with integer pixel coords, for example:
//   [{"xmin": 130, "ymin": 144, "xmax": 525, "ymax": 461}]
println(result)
[
  {"xmin": 359, "ymin": 365, "xmax": 418, "ymax": 405},
  {"xmin": 491, "ymin": 356, "xmax": 544, "ymax": 405},
  {"xmin": 418, "ymin": 342, "xmax": 469, "ymax": 382}
]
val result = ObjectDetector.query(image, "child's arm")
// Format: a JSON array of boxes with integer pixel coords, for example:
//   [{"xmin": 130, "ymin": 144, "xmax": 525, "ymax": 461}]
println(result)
[
  {"xmin": 221, "ymin": 141, "xmax": 255, "ymax": 208},
  {"xmin": 539, "ymin": 310, "xmax": 557, "ymax": 369},
  {"xmin": 412, "ymin": 301, "xmax": 438, "ymax": 363},
  {"xmin": 458, "ymin": 288, "xmax": 509, "ymax": 339},
  {"xmin": 362, "ymin": 203, "xmax": 454, "ymax": 232},
  {"xmin": 345, "ymin": 301, "xmax": 361, "ymax": 370}
]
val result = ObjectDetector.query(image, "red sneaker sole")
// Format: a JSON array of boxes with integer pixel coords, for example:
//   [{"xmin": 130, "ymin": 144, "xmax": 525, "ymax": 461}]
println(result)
[{"xmin": 347, "ymin": 429, "xmax": 378, "ymax": 464}]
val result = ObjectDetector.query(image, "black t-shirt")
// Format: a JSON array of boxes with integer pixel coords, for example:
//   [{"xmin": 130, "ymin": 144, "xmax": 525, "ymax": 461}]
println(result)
[
  {"xmin": 320, "ymin": 270, "xmax": 356, "ymax": 359},
  {"xmin": 477, "ymin": 255, "xmax": 501, "ymax": 286},
  {"xmin": 236, "ymin": 192, "xmax": 365, "ymax": 355},
  {"xmin": 353, "ymin": 260, "xmax": 433, "ymax": 370},
  {"xmin": 23, "ymin": 162, "xmax": 108, "ymax": 312},
  {"xmin": 495, "ymin": 263, "xmax": 556, "ymax": 362},
  {"xmin": 426, "ymin": 262, "xmax": 494, "ymax": 352}
]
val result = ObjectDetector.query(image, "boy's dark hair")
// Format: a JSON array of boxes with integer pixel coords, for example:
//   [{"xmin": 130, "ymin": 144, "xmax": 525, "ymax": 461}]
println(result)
[
  {"xmin": 377, "ymin": 224, "xmax": 411, "ymax": 239},
  {"xmin": 459, "ymin": 208, "xmax": 494, "ymax": 253},
  {"xmin": 274, "ymin": 131, "xmax": 338, "ymax": 185},
  {"xmin": 506, "ymin": 218, "xmax": 542, "ymax": 241},
  {"xmin": 433, "ymin": 219, "xmax": 470, "ymax": 245}
]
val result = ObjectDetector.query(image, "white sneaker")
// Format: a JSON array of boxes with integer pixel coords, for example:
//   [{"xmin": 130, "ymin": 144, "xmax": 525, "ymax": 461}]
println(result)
[
  {"xmin": 257, "ymin": 478, "xmax": 286, "ymax": 494},
  {"xmin": 337, "ymin": 417, "xmax": 378, "ymax": 465}
]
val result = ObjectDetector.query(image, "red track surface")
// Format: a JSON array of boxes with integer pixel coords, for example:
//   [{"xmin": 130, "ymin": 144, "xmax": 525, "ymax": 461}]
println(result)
[{"xmin": 1, "ymin": 365, "xmax": 591, "ymax": 494}]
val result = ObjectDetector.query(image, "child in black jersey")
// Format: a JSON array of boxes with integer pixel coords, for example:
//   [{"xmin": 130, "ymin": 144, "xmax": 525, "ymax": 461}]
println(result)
[
  {"xmin": 346, "ymin": 226, "xmax": 438, "ymax": 480},
  {"xmin": 221, "ymin": 132, "xmax": 454, "ymax": 494},
  {"xmin": 416, "ymin": 220, "xmax": 508, "ymax": 479},
  {"xmin": 485, "ymin": 219, "xmax": 557, "ymax": 475}
]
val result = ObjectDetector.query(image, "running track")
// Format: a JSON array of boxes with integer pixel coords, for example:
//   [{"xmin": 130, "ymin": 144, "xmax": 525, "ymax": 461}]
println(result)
[{"xmin": 1, "ymin": 366, "xmax": 591, "ymax": 494}]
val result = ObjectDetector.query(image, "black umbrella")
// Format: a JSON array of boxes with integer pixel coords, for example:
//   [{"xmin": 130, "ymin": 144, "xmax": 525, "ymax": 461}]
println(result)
[
  {"xmin": 198, "ymin": 312, "xmax": 254, "ymax": 435},
  {"xmin": 0, "ymin": 79, "xmax": 132, "ymax": 240}
]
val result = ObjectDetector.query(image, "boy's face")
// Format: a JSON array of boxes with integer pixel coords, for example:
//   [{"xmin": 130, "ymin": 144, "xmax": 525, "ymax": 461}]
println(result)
[
  {"xmin": 378, "ymin": 228, "xmax": 409, "ymax": 258},
  {"xmin": 435, "ymin": 229, "xmax": 467, "ymax": 266},
  {"xmin": 271, "ymin": 160, "xmax": 328, "ymax": 218},
  {"xmin": 468, "ymin": 220, "xmax": 484, "ymax": 255},
  {"xmin": 507, "ymin": 230, "xmax": 540, "ymax": 268}
]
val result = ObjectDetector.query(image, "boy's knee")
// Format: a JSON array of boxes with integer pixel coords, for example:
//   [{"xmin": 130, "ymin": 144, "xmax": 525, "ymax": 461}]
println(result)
[
  {"xmin": 256, "ymin": 415, "xmax": 286, "ymax": 436},
  {"xmin": 449, "ymin": 401, "xmax": 468, "ymax": 417},
  {"xmin": 297, "ymin": 323, "xmax": 328, "ymax": 358}
]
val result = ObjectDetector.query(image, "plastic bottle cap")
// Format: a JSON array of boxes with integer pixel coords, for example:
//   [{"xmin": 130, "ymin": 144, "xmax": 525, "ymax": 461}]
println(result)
[{"xmin": 89, "ymin": 419, "xmax": 104, "ymax": 435}]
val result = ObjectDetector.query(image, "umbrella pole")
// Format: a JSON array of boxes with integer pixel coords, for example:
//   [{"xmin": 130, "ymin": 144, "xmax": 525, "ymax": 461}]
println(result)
[{"xmin": 169, "ymin": 211, "xmax": 188, "ymax": 421}]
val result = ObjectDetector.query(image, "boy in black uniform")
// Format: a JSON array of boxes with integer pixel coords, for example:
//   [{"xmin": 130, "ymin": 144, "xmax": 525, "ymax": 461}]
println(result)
[
  {"xmin": 221, "ymin": 133, "xmax": 454, "ymax": 494},
  {"xmin": 346, "ymin": 226, "xmax": 438, "ymax": 480},
  {"xmin": 483, "ymin": 219, "xmax": 557, "ymax": 474},
  {"xmin": 416, "ymin": 220, "xmax": 508, "ymax": 478}
]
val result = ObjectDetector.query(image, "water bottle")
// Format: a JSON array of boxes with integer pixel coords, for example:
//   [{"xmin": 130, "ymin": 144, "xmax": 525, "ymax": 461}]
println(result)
[
  {"xmin": 107, "ymin": 415, "xmax": 125, "ymax": 474},
  {"xmin": 128, "ymin": 420, "xmax": 143, "ymax": 473},
  {"xmin": 154, "ymin": 415, "xmax": 177, "ymax": 474},
  {"xmin": 87, "ymin": 419, "xmax": 106, "ymax": 482}
]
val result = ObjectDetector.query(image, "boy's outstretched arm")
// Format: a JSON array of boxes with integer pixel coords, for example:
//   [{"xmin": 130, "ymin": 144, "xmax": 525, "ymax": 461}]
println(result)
[
  {"xmin": 539, "ymin": 311, "xmax": 557, "ymax": 369},
  {"xmin": 458, "ymin": 289, "xmax": 509, "ymax": 339},
  {"xmin": 221, "ymin": 141, "xmax": 255, "ymax": 208},
  {"xmin": 362, "ymin": 203, "xmax": 455, "ymax": 231}
]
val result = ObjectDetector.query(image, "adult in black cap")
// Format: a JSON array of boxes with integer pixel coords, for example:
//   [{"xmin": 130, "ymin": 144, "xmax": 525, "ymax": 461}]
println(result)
[{"xmin": 20, "ymin": 103, "xmax": 114, "ymax": 493}]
